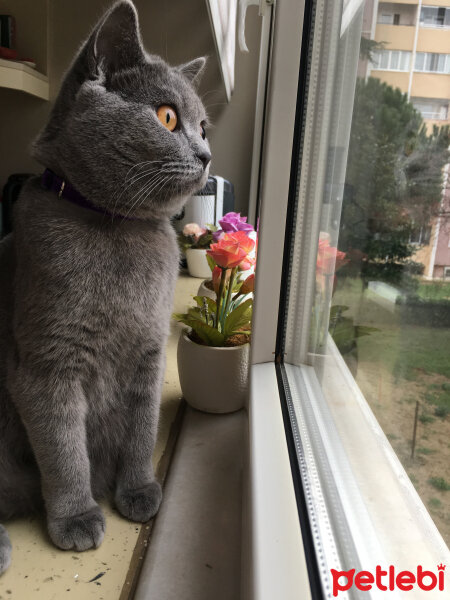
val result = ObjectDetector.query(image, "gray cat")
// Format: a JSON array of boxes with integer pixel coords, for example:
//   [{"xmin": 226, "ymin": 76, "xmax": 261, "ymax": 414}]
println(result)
[{"xmin": 0, "ymin": 0, "xmax": 210, "ymax": 574}]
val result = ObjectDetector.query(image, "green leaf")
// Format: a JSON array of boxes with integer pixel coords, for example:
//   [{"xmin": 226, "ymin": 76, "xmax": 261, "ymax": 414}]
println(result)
[
  {"xmin": 173, "ymin": 312, "xmax": 190, "ymax": 324},
  {"xmin": 189, "ymin": 320, "xmax": 225, "ymax": 346},
  {"xmin": 206, "ymin": 254, "xmax": 216, "ymax": 272},
  {"xmin": 223, "ymin": 298, "xmax": 253, "ymax": 337},
  {"xmin": 193, "ymin": 296, "xmax": 217, "ymax": 313},
  {"xmin": 188, "ymin": 307, "xmax": 206, "ymax": 322},
  {"xmin": 172, "ymin": 313, "xmax": 225, "ymax": 346}
]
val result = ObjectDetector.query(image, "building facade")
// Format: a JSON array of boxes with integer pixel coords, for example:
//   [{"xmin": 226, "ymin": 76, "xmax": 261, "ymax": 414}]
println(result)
[{"xmin": 363, "ymin": 0, "xmax": 450, "ymax": 279}]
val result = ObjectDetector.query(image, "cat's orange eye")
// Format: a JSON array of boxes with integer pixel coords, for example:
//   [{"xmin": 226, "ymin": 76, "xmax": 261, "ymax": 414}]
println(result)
[{"xmin": 157, "ymin": 105, "xmax": 177, "ymax": 131}]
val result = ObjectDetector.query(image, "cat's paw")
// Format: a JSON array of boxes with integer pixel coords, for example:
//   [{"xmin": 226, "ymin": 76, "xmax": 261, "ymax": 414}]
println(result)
[
  {"xmin": 0, "ymin": 525, "xmax": 12, "ymax": 575},
  {"xmin": 48, "ymin": 505, "xmax": 105, "ymax": 551},
  {"xmin": 115, "ymin": 481, "xmax": 162, "ymax": 522}
]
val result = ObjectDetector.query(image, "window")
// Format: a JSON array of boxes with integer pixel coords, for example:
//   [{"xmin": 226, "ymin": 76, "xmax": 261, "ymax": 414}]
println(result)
[
  {"xmin": 415, "ymin": 52, "xmax": 450, "ymax": 74},
  {"xmin": 379, "ymin": 13, "xmax": 394, "ymax": 25},
  {"xmin": 444, "ymin": 267, "xmax": 450, "ymax": 280},
  {"xmin": 420, "ymin": 6, "xmax": 450, "ymax": 27},
  {"xmin": 412, "ymin": 97, "xmax": 449, "ymax": 120},
  {"xmin": 372, "ymin": 49, "xmax": 411, "ymax": 71},
  {"xmin": 251, "ymin": 0, "xmax": 450, "ymax": 595},
  {"xmin": 409, "ymin": 225, "xmax": 432, "ymax": 245},
  {"xmin": 252, "ymin": 0, "xmax": 450, "ymax": 594}
]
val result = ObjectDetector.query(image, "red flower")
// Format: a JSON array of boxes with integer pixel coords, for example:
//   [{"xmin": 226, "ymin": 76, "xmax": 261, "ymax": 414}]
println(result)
[
  {"xmin": 207, "ymin": 231, "xmax": 255, "ymax": 269},
  {"xmin": 239, "ymin": 256, "xmax": 256, "ymax": 271},
  {"xmin": 240, "ymin": 274, "xmax": 255, "ymax": 295}
]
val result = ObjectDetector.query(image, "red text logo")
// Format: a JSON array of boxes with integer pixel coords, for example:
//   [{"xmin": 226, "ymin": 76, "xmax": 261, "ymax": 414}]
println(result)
[{"xmin": 331, "ymin": 564, "xmax": 446, "ymax": 597}]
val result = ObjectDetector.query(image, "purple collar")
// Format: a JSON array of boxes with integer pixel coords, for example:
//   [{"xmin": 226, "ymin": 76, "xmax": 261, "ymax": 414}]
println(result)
[{"xmin": 41, "ymin": 169, "xmax": 138, "ymax": 221}]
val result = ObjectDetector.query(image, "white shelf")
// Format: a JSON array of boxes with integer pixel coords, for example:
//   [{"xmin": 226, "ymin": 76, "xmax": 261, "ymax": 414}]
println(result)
[{"xmin": 0, "ymin": 57, "xmax": 49, "ymax": 100}]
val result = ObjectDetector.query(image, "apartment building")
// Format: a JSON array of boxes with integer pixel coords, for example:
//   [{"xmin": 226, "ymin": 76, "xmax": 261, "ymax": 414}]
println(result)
[
  {"xmin": 364, "ymin": 1, "xmax": 450, "ymax": 279},
  {"xmin": 368, "ymin": 1, "xmax": 450, "ymax": 129}
]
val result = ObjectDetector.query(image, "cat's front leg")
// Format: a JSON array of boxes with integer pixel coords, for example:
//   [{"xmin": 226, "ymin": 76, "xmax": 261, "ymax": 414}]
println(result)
[
  {"xmin": 115, "ymin": 347, "xmax": 164, "ymax": 523},
  {"xmin": 11, "ymin": 368, "xmax": 105, "ymax": 551}
]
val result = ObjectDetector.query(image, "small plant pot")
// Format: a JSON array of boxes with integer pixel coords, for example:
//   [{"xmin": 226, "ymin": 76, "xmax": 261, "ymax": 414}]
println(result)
[
  {"xmin": 185, "ymin": 248, "xmax": 211, "ymax": 279},
  {"xmin": 177, "ymin": 331, "xmax": 249, "ymax": 413},
  {"xmin": 197, "ymin": 279, "xmax": 216, "ymax": 300}
]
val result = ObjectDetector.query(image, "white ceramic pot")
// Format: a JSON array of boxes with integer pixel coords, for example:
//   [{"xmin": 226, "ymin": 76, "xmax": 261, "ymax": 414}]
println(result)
[
  {"xmin": 185, "ymin": 248, "xmax": 212, "ymax": 279},
  {"xmin": 177, "ymin": 331, "xmax": 249, "ymax": 413},
  {"xmin": 196, "ymin": 280, "xmax": 216, "ymax": 300}
]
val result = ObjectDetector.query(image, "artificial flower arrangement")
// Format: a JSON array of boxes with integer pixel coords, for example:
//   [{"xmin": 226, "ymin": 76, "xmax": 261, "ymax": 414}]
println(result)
[
  {"xmin": 178, "ymin": 222, "xmax": 217, "ymax": 251},
  {"xmin": 174, "ymin": 213, "xmax": 256, "ymax": 347}
]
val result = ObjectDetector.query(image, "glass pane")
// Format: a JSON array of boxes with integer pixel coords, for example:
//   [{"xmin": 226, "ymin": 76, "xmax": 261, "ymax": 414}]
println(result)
[
  {"xmin": 399, "ymin": 51, "xmax": 410, "ymax": 71},
  {"xmin": 284, "ymin": 0, "xmax": 450, "ymax": 562},
  {"xmin": 415, "ymin": 52, "xmax": 425, "ymax": 71},
  {"xmin": 379, "ymin": 49, "xmax": 389, "ymax": 69},
  {"xmin": 390, "ymin": 50, "xmax": 400, "ymax": 70},
  {"xmin": 379, "ymin": 13, "xmax": 393, "ymax": 25}
]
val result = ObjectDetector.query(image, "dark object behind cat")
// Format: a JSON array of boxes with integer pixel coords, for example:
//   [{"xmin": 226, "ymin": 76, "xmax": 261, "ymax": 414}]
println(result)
[{"xmin": 0, "ymin": 0, "xmax": 210, "ymax": 574}]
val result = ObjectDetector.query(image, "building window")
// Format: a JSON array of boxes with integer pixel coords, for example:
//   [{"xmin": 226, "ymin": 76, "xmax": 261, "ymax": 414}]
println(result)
[
  {"xmin": 412, "ymin": 97, "xmax": 449, "ymax": 120},
  {"xmin": 415, "ymin": 52, "xmax": 450, "ymax": 74},
  {"xmin": 420, "ymin": 6, "xmax": 450, "ymax": 28},
  {"xmin": 444, "ymin": 267, "xmax": 450, "ymax": 280},
  {"xmin": 409, "ymin": 225, "xmax": 432, "ymax": 245},
  {"xmin": 378, "ymin": 12, "xmax": 400, "ymax": 25},
  {"xmin": 372, "ymin": 49, "xmax": 411, "ymax": 71}
]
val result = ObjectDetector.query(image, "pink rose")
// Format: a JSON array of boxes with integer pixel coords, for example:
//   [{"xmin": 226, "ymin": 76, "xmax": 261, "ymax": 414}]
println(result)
[{"xmin": 183, "ymin": 223, "xmax": 207, "ymax": 240}]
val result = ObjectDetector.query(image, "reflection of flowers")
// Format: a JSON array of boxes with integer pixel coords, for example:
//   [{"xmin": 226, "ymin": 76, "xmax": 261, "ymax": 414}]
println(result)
[
  {"xmin": 316, "ymin": 237, "xmax": 348, "ymax": 275},
  {"xmin": 312, "ymin": 234, "xmax": 348, "ymax": 353}
]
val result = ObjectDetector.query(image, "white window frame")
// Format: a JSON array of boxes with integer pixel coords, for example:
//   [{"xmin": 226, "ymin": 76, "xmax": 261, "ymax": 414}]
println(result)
[
  {"xmin": 371, "ymin": 49, "xmax": 411, "ymax": 71},
  {"xmin": 420, "ymin": 5, "xmax": 450, "ymax": 29},
  {"xmin": 248, "ymin": 0, "xmax": 450, "ymax": 598},
  {"xmin": 414, "ymin": 52, "xmax": 450, "ymax": 74},
  {"xmin": 412, "ymin": 97, "xmax": 449, "ymax": 121}
]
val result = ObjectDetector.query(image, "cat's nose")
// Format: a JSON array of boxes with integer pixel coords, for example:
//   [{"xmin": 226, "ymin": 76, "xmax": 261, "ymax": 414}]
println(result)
[{"xmin": 196, "ymin": 150, "xmax": 211, "ymax": 169}]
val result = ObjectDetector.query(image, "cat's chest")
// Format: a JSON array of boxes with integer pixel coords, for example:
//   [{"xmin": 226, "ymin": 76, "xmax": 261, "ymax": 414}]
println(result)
[
  {"xmin": 32, "ymin": 220, "xmax": 179, "ymax": 332},
  {"xmin": 84, "ymin": 230, "xmax": 178, "ymax": 316}
]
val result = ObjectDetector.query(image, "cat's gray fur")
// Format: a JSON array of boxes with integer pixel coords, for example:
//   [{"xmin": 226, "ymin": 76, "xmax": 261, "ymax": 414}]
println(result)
[{"xmin": 0, "ymin": 0, "xmax": 210, "ymax": 573}]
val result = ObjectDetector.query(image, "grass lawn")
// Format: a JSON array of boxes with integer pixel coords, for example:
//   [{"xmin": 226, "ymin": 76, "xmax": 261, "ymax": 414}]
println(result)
[
  {"xmin": 331, "ymin": 275, "xmax": 450, "ymax": 544},
  {"xmin": 416, "ymin": 281, "xmax": 450, "ymax": 301}
]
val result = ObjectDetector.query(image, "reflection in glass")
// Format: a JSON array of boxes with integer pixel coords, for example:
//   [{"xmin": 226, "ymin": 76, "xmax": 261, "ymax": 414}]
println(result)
[{"xmin": 307, "ymin": 0, "xmax": 450, "ymax": 546}]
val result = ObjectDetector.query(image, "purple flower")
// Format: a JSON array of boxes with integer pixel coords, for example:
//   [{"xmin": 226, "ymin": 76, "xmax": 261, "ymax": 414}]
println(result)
[{"xmin": 213, "ymin": 212, "xmax": 254, "ymax": 242}]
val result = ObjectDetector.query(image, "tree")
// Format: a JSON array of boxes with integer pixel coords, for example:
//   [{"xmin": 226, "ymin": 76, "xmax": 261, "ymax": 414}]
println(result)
[{"xmin": 340, "ymin": 77, "xmax": 449, "ymax": 287}]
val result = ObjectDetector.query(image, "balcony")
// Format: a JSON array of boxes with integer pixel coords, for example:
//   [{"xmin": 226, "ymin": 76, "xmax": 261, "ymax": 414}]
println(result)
[
  {"xmin": 375, "ymin": 24, "xmax": 415, "ymax": 50},
  {"xmin": 411, "ymin": 72, "xmax": 450, "ymax": 99},
  {"xmin": 417, "ymin": 27, "xmax": 450, "ymax": 53}
]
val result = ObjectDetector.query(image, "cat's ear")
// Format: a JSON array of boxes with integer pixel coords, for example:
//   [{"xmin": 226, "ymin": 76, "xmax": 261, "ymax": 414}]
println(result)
[
  {"xmin": 94, "ymin": 0, "xmax": 145, "ymax": 75},
  {"xmin": 178, "ymin": 57, "xmax": 207, "ymax": 87},
  {"xmin": 32, "ymin": 1, "xmax": 144, "ymax": 156}
]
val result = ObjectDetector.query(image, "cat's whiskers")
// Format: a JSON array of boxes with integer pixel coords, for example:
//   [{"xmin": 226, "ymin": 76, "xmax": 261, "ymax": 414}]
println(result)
[
  {"xmin": 131, "ymin": 173, "xmax": 177, "ymax": 220},
  {"xmin": 120, "ymin": 172, "xmax": 168, "ymax": 222},
  {"xmin": 109, "ymin": 167, "xmax": 162, "ymax": 220}
]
